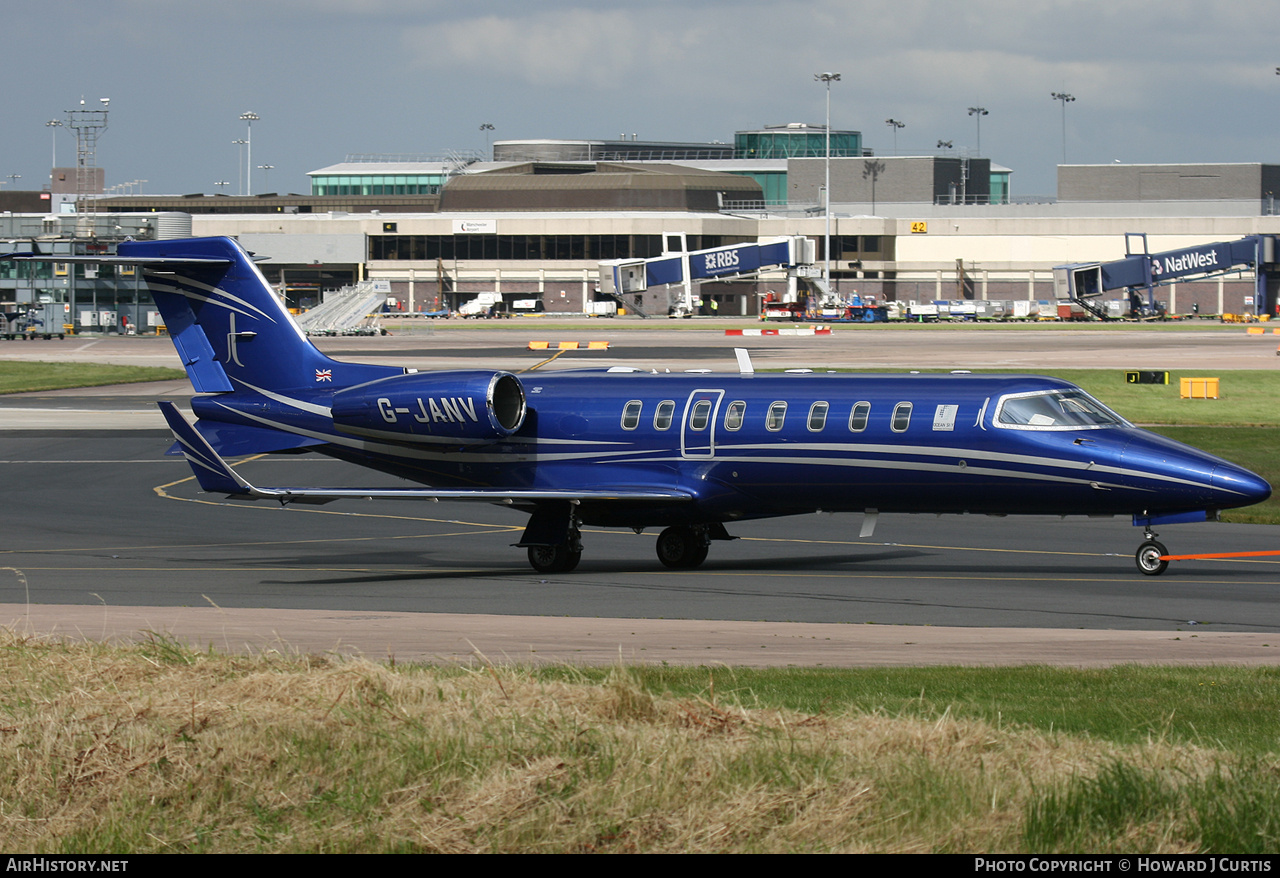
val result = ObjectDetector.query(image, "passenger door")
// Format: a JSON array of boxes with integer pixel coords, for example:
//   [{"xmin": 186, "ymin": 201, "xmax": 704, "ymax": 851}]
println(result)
[{"xmin": 680, "ymin": 389, "xmax": 724, "ymax": 459}]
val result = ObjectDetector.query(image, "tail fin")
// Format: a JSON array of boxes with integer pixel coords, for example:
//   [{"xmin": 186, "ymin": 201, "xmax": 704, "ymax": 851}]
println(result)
[{"xmin": 120, "ymin": 236, "xmax": 393, "ymax": 394}]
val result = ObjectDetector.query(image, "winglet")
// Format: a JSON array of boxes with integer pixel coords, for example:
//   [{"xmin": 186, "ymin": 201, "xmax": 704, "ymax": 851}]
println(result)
[{"xmin": 158, "ymin": 401, "xmax": 261, "ymax": 497}]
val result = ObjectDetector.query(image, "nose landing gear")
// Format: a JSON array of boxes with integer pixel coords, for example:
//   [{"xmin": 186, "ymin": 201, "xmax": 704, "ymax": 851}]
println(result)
[{"xmin": 1135, "ymin": 536, "xmax": 1169, "ymax": 576}]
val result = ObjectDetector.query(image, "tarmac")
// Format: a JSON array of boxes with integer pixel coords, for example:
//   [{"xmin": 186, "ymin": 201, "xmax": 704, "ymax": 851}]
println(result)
[
  {"xmin": 4, "ymin": 604, "xmax": 1277, "ymax": 668},
  {"xmin": 4, "ymin": 322, "xmax": 1279, "ymax": 667}
]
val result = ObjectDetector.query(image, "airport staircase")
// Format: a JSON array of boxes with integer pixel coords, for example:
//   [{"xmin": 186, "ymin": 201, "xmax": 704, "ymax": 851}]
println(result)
[
  {"xmin": 806, "ymin": 276, "xmax": 833, "ymax": 300},
  {"xmin": 603, "ymin": 289, "xmax": 653, "ymax": 318},
  {"xmin": 294, "ymin": 282, "xmax": 386, "ymax": 336}
]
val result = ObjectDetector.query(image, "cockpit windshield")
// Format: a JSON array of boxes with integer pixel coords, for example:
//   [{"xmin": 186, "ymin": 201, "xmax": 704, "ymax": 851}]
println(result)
[{"xmin": 993, "ymin": 389, "xmax": 1128, "ymax": 431}]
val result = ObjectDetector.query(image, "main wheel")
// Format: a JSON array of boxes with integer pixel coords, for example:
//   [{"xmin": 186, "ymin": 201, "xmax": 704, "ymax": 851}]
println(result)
[
  {"xmin": 527, "ymin": 545, "xmax": 582, "ymax": 574},
  {"xmin": 655, "ymin": 526, "xmax": 710, "ymax": 569},
  {"xmin": 1135, "ymin": 540, "xmax": 1169, "ymax": 576}
]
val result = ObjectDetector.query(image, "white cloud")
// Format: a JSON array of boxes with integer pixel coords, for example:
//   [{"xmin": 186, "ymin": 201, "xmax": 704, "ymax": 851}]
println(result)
[
  {"xmin": 404, "ymin": 10, "xmax": 658, "ymax": 88},
  {"xmin": 6, "ymin": 0, "xmax": 1280, "ymax": 194}
]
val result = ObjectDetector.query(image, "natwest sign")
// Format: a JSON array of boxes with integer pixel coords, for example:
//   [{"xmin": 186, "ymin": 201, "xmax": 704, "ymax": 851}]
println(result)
[{"xmin": 1149, "ymin": 243, "xmax": 1236, "ymax": 281}]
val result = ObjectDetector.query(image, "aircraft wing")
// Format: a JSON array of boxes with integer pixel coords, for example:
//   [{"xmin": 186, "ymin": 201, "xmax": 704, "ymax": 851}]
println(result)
[{"xmin": 159, "ymin": 401, "xmax": 693, "ymax": 506}]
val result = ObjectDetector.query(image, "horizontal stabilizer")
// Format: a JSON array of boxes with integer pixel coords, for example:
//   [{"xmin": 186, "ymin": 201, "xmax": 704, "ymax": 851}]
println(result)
[
  {"xmin": 158, "ymin": 401, "xmax": 692, "ymax": 506},
  {"xmin": 164, "ymin": 419, "xmax": 327, "ymax": 457},
  {"xmin": 159, "ymin": 401, "xmax": 257, "ymax": 496}
]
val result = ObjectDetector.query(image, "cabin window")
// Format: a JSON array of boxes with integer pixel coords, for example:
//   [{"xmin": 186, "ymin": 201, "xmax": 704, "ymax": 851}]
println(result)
[
  {"xmin": 654, "ymin": 400, "xmax": 675, "ymax": 430},
  {"xmin": 690, "ymin": 400, "xmax": 712, "ymax": 430},
  {"xmin": 766, "ymin": 401, "xmax": 787, "ymax": 432},
  {"xmin": 724, "ymin": 400, "xmax": 746, "ymax": 431},
  {"xmin": 807, "ymin": 401, "xmax": 829, "ymax": 432},
  {"xmin": 621, "ymin": 400, "xmax": 642, "ymax": 430},
  {"xmin": 848, "ymin": 401, "xmax": 871, "ymax": 432},
  {"xmin": 891, "ymin": 402, "xmax": 913, "ymax": 433}
]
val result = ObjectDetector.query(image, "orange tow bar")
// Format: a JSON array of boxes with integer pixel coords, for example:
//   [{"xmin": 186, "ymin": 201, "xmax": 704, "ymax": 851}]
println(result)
[{"xmin": 1160, "ymin": 550, "xmax": 1280, "ymax": 561}]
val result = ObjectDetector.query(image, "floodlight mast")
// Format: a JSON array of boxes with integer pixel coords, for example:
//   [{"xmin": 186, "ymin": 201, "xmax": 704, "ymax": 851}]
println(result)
[
  {"xmin": 1051, "ymin": 92, "xmax": 1075, "ymax": 164},
  {"xmin": 814, "ymin": 72, "xmax": 841, "ymax": 295},
  {"xmin": 232, "ymin": 140, "xmax": 247, "ymax": 195},
  {"xmin": 967, "ymin": 105, "xmax": 988, "ymax": 155},
  {"xmin": 45, "ymin": 120, "xmax": 63, "ymax": 176},
  {"xmin": 240, "ymin": 112, "xmax": 260, "ymax": 196},
  {"xmin": 885, "ymin": 118, "xmax": 904, "ymax": 156}
]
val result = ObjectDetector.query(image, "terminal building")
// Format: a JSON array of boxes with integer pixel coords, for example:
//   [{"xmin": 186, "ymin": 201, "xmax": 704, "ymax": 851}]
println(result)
[{"xmin": 4, "ymin": 120, "xmax": 1280, "ymax": 326}]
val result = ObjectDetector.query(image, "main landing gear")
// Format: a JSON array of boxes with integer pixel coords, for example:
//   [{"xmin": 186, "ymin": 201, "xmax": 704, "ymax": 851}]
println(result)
[
  {"xmin": 655, "ymin": 525, "xmax": 711, "ymax": 569},
  {"xmin": 520, "ymin": 504, "xmax": 584, "ymax": 574},
  {"xmin": 518, "ymin": 504, "xmax": 733, "ymax": 573},
  {"xmin": 527, "ymin": 542, "xmax": 582, "ymax": 574},
  {"xmin": 527, "ymin": 524, "xmax": 720, "ymax": 572},
  {"xmin": 1135, "ymin": 529, "xmax": 1169, "ymax": 576}
]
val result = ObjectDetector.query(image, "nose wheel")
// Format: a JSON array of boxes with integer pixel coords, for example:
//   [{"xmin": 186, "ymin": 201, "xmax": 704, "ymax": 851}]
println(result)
[{"xmin": 1135, "ymin": 539, "xmax": 1169, "ymax": 576}]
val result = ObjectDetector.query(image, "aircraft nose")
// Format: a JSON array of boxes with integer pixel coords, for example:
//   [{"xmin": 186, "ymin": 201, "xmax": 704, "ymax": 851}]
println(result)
[{"xmin": 1211, "ymin": 463, "xmax": 1271, "ymax": 508}]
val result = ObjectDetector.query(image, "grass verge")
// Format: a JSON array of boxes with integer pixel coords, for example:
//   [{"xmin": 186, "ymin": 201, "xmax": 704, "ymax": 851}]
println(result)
[
  {"xmin": 1047, "ymin": 369, "xmax": 1280, "ymax": 427},
  {"xmin": 0, "ymin": 361, "xmax": 185, "ymax": 394},
  {"xmin": 2, "ymin": 634, "xmax": 1277, "ymax": 853}
]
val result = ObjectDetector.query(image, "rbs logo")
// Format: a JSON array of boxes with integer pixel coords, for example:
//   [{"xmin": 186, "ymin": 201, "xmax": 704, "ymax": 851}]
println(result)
[{"xmin": 703, "ymin": 250, "xmax": 740, "ymax": 273}]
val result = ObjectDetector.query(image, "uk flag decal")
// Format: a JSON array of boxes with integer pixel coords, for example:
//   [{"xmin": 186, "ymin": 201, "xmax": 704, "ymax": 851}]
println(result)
[{"xmin": 315, "ymin": 369, "xmax": 332, "ymax": 382}]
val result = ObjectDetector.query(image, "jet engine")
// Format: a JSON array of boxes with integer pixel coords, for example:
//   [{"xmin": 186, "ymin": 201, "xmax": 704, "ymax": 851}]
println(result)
[{"xmin": 331, "ymin": 370, "xmax": 526, "ymax": 444}]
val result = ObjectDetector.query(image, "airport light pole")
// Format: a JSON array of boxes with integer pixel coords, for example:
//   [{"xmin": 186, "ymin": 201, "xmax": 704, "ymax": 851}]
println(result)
[
  {"xmin": 1051, "ymin": 92, "xmax": 1075, "ymax": 164},
  {"xmin": 232, "ymin": 140, "xmax": 247, "ymax": 196},
  {"xmin": 239, "ymin": 112, "xmax": 259, "ymax": 196},
  {"xmin": 967, "ymin": 106, "xmax": 988, "ymax": 155},
  {"xmin": 258, "ymin": 164, "xmax": 274, "ymax": 192},
  {"xmin": 885, "ymin": 118, "xmax": 904, "ymax": 156},
  {"xmin": 46, "ymin": 120, "xmax": 63, "ymax": 174},
  {"xmin": 815, "ymin": 72, "xmax": 840, "ymax": 293},
  {"xmin": 480, "ymin": 123, "xmax": 495, "ymax": 160}
]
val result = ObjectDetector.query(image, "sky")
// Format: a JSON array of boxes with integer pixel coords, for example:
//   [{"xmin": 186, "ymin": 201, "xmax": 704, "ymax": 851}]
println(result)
[{"xmin": 2, "ymin": 0, "xmax": 1276, "ymax": 200}]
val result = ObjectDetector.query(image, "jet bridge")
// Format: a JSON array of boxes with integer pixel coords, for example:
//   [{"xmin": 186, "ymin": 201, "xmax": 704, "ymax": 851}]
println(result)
[
  {"xmin": 1054, "ymin": 233, "xmax": 1280, "ymax": 319},
  {"xmin": 599, "ymin": 236, "xmax": 816, "ymax": 317}
]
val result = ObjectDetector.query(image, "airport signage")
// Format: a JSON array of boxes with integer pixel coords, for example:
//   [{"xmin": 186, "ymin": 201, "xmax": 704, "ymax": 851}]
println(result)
[
  {"xmin": 1148, "ymin": 242, "xmax": 1239, "ymax": 281},
  {"xmin": 453, "ymin": 219, "xmax": 497, "ymax": 234},
  {"xmin": 691, "ymin": 246, "xmax": 761, "ymax": 280}
]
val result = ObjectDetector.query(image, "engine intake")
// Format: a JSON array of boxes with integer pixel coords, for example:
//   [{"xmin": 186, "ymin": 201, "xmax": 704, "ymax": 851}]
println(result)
[{"xmin": 331, "ymin": 370, "xmax": 526, "ymax": 444}]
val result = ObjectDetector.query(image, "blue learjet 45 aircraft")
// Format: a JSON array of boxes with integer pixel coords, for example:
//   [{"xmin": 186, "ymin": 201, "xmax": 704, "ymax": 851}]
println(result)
[{"xmin": 10, "ymin": 236, "xmax": 1270, "ymax": 575}]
